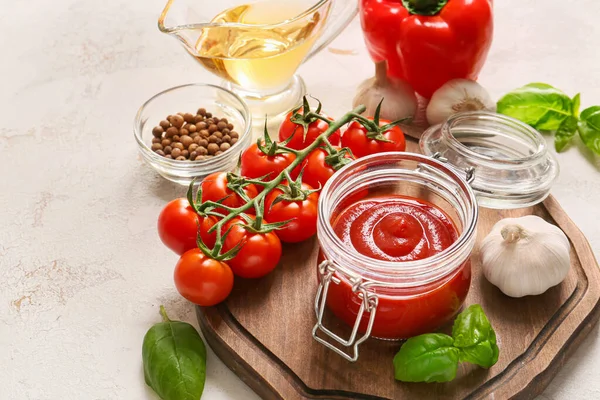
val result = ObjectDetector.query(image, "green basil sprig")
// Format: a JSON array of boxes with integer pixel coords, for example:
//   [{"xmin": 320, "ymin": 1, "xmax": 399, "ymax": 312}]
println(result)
[
  {"xmin": 497, "ymin": 83, "xmax": 600, "ymax": 155},
  {"xmin": 393, "ymin": 333, "xmax": 460, "ymax": 383},
  {"xmin": 393, "ymin": 304, "xmax": 499, "ymax": 383},
  {"xmin": 142, "ymin": 306, "xmax": 207, "ymax": 400},
  {"xmin": 578, "ymin": 106, "xmax": 600, "ymax": 154},
  {"xmin": 451, "ymin": 304, "xmax": 499, "ymax": 368},
  {"xmin": 497, "ymin": 83, "xmax": 575, "ymax": 131}
]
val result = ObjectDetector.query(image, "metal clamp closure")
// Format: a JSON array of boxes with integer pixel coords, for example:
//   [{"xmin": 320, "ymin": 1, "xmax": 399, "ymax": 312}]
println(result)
[{"xmin": 312, "ymin": 260, "xmax": 379, "ymax": 362}]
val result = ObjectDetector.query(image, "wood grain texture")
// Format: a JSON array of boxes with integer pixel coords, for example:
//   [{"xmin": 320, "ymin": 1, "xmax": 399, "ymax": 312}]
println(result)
[{"xmin": 197, "ymin": 141, "xmax": 600, "ymax": 400}]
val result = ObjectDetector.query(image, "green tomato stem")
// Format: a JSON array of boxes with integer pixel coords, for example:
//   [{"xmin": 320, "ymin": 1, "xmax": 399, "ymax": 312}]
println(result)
[{"xmin": 196, "ymin": 105, "xmax": 366, "ymax": 260}]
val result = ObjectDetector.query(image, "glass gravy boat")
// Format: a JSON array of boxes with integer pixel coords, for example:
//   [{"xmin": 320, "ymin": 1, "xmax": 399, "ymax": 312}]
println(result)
[{"xmin": 159, "ymin": 0, "xmax": 357, "ymax": 121}]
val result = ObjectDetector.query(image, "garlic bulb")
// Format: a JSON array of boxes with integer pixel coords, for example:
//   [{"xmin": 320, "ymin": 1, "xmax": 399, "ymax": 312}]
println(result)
[
  {"xmin": 480, "ymin": 215, "xmax": 570, "ymax": 298},
  {"xmin": 353, "ymin": 61, "xmax": 417, "ymax": 121},
  {"xmin": 426, "ymin": 79, "xmax": 496, "ymax": 125}
]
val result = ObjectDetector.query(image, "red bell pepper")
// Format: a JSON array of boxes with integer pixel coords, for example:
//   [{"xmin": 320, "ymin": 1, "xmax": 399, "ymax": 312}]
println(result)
[{"xmin": 359, "ymin": 0, "xmax": 494, "ymax": 99}]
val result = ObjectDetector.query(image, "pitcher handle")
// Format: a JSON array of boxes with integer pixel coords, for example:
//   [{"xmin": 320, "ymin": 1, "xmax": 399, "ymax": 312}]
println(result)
[{"xmin": 305, "ymin": 0, "xmax": 358, "ymax": 62}]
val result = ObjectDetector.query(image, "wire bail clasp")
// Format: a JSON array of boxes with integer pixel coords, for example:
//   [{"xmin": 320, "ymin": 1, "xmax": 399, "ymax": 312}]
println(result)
[{"xmin": 312, "ymin": 260, "xmax": 379, "ymax": 362}]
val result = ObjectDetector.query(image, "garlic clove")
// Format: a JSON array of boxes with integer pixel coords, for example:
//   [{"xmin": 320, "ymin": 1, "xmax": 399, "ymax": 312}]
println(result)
[
  {"xmin": 480, "ymin": 215, "xmax": 570, "ymax": 298},
  {"xmin": 353, "ymin": 61, "xmax": 417, "ymax": 122},
  {"xmin": 426, "ymin": 79, "xmax": 496, "ymax": 126}
]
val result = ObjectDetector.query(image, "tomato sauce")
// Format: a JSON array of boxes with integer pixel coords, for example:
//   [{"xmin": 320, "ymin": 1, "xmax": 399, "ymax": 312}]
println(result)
[{"xmin": 322, "ymin": 195, "xmax": 471, "ymax": 339}]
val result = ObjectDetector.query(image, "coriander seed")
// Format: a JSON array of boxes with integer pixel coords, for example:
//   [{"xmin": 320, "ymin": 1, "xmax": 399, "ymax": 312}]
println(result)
[
  {"xmin": 207, "ymin": 143, "xmax": 219, "ymax": 155},
  {"xmin": 171, "ymin": 147, "xmax": 182, "ymax": 158},
  {"xmin": 152, "ymin": 126, "xmax": 164, "ymax": 138},
  {"xmin": 180, "ymin": 135, "xmax": 193, "ymax": 148},
  {"xmin": 171, "ymin": 114, "xmax": 184, "ymax": 128},
  {"xmin": 166, "ymin": 127, "xmax": 178, "ymax": 138}
]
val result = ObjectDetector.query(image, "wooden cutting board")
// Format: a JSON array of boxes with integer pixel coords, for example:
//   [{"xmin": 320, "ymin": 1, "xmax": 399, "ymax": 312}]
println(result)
[{"xmin": 196, "ymin": 140, "xmax": 600, "ymax": 400}]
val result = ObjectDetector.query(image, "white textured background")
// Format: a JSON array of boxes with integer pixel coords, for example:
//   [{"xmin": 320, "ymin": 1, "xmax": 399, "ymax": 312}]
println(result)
[{"xmin": 1, "ymin": 0, "xmax": 599, "ymax": 399}]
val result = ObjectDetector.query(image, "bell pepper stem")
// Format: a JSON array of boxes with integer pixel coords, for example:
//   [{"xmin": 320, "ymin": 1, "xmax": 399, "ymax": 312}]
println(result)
[{"xmin": 402, "ymin": 0, "xmax": 448, "ymax": 15}]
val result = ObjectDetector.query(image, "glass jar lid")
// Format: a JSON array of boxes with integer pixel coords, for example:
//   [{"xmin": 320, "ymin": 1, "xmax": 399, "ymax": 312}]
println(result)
[{"xmin": 419, "ymin": 111, "xmax": 559, "ymax": 209}]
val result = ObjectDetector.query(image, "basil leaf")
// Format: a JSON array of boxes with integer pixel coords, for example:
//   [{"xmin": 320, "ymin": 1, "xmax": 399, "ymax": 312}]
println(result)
[
  {"xmin": 451, "ymin": 304, "xmax": 499, "ymax": 368},
  {"xmin": 393, "ymin": 333, "xmax": 459, "ymax": 383},
  {"xmin": 142, "ymin": 306, "xmax": 207, "ymax": 400},
  {"xmin": 572, "ymin": 93, "xmax": 581, "ymax": 118},
  {"xmin": 578, "ymin": 106, "xmax": 600, "ymax": 155},
  {"xmin": 555, "ymin": 116, "xmax": 579, "ymax": 152},
  {"xmin": 497, "ymin": 83, "xmax": 573, "ymax": 131}
]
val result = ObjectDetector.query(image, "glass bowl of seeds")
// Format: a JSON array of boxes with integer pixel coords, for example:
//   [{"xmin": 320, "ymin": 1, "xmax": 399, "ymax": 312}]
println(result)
[{"xmin": 134, "ymin": 83, "xmax": 252, "ymax": 185}]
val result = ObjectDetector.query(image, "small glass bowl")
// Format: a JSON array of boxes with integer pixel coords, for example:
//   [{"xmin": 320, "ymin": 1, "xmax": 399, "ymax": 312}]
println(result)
[{"xmin": 134, "ymin": 84, "xmax": 252, "ymax": 185}]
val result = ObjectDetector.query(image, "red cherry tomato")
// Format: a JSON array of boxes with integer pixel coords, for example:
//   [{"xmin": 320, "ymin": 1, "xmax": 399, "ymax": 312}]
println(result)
[
  {"xmin": 201, "ymin": 172, "xmax": 258, "ymax": 214},
  {"xmin": 198, "ymin": 214, "xmax": 219, "ymax": 248},
  {"xmin": 222, "ymin": 216, "xmax": 282, "ymax": 279},
  {"xmin": 302, "ymin": 147, "xmax": 354, "ymax": 189},
  {"xmin": 279, "ymin": 109, "xmax": 341, "ymax": 150},
  {"xmin": 174, "ymin": 248, "xmax": 234, "ymax": 306},
  {"xmin": 157, "ymin": 198, "xmax": 199, "ymax": 255},
  {"xmin": 264, "ymin": 182, "xmax": 319, "ymax": 243},
  {"xmin": 341, "ymin": 120, "xmax": 406, "ymax": 158},
  {"xmin": 240, "ymin": 142, "xmax": 298, "ymax": 181}
]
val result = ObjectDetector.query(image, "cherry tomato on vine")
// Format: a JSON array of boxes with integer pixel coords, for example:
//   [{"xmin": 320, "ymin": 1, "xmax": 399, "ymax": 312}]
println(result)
[
  {"xmin": 198, "ymin": 214, "xmax": 219, "ymax": 248},
  {"xmin": 240, "ymin": 142, "xmax": 297, "ymax": 181},
  {"xmin": 341, "ymin": 119, "xmax": 406, "ymax": 158},
  {"xmin": 222, "ymin": 216, "xmax": 282, "ymax": 279},
  {"xmin": 157, "ymin": 198, "xmax": 199, "ymax": 255},
  {"xmin": 279, "ymin": 108, "xmax": 341, "ymax": 150},
  {"xmin": 302, "ymin": 147, "xmax": 354, "ymax": 190},
  {"xmin": 264, "ymin": 182, "xmax": 319, "ymax": 243},
  {"xmin": 174, "ymin": 248, "xmax": 234, "ymax": 306},
  {"xmin": 201, "ymin": 172, "xmax": 258, "ymax": 214}
]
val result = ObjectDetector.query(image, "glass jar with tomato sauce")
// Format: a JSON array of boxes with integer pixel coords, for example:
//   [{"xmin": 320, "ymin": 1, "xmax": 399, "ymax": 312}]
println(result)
[{"xmin": 313, "ymin": 111, "xmax": 559, "ymax": 362}]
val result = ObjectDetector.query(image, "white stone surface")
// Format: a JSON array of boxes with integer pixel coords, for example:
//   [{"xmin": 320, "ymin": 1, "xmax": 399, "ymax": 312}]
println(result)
[{"xmin": 1, "ymin": 0, "xmax": 599, "ymax": 399}]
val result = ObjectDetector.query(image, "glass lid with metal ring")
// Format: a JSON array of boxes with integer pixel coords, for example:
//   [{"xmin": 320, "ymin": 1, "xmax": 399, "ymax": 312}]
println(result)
[{"xmin": 420, "ymin": 111, "xmax": 559, "ymax": 209}]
